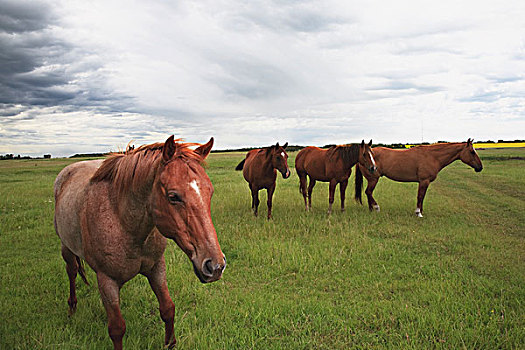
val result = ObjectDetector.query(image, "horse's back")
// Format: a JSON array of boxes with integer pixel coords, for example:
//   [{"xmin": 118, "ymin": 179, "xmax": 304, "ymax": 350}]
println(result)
[
  {"xmin": 295, "ymin": 147, "xmax": 328, "ymax": 180},
  {"xmin": 372, "ymin": 147, "xmax": 424, "ymax": 182},
  {"xmin": 54, "ymin": 159, "xmax": 104, "ymax": 258}
]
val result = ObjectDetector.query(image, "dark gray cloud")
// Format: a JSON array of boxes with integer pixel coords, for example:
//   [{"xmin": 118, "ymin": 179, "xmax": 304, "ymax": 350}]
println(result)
[
  {"xmin": 0, "ymin": 0, "xmax": 55, "ymax": 33},
  {"xmin": 0, "ymin": 0, "xmax": 134, "ymax": 117}
]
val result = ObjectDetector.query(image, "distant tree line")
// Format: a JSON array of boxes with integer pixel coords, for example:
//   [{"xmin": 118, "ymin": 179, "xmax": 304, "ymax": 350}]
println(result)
[
  {"xmin": 0, "ymin": 154, "xmax": 51, "ymax": 160},
  {"xmin": 2, "ymin": 140, "xmax": 524, "ymax": 160}
]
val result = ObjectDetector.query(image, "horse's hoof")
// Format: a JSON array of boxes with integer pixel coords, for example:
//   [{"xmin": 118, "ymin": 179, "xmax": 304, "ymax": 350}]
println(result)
[
  {"xmin": 67, "ymin": 306, "xmax": 76, "ymax": 317},
  {"xmin": 415, "ymin": 209, "xmax": 423, "ymax": 218},
  {"xmin": 166, "ymin": 337, "xmax": 177, "ymax": 349},
  {"xmin": 373, "ymin": 204, "xmax": 380, "ymax": 212}
]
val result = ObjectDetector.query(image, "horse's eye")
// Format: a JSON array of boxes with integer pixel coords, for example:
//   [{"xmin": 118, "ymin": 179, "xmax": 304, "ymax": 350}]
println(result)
[
  {"xmin": 470, "ymin": 150, "xmax": 476, "ymax": 155},
  {"xmin": 167, "ymin": 191, "xmax": 182, "ymax": 204}
]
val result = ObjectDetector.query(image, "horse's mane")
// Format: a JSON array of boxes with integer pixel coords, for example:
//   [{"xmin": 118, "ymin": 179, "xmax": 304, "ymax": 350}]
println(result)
[
  {"xmin": 91, "ymin": 139, "xmax": 203, "ymax": 197},
  {"xmin": 327, "ymin": 144, "xmax": 360, "ymax": 167}
]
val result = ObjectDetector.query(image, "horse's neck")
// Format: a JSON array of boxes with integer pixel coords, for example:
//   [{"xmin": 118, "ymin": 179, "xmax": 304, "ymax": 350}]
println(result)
[
  {"xmin": 112, "ymin": 165, "xmax": 157, "ymax": 238},
  {"xmin": 118, "ymin": 193, "xmax": 154, "ymax": 238},
  {"xmin": 260, "ymin": 152, "xmax": 275, "ymax": 173},
  {"xmin": 430, "ymin": 144, "xmax": 463, "ymax": 169}
]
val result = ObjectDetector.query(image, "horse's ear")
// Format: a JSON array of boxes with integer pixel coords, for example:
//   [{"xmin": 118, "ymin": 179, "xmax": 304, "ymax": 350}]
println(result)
[
  {"xmin": 283, "ymin": 142, "xmax": 288, "ymax": 149},
  {"xmin": 467, "ymin": 138, "xmax": 473, "ymax": 145},
  {"xmin": 361, "ymin": 140, "xmax": 365, "ymax": 148},
  {"xmin": 195, "ymin": 137, "xmax": 214, "ymax": 159},
  {"xmin": 163, "ymin": 135, "xmax": 176, "ymax": 162},
  {"xmin": 368, "ymin": 139, "xmax": 373, "ymax": 147},
  {"xmin": 276, "ymin": 142, "xmax": 279, "ymax": 148}
]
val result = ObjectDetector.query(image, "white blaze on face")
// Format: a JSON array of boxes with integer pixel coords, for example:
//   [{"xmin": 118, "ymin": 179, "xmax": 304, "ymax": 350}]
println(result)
[
  {"xmin": 281, "ymin": 152, "xmax": 285, "ymax": 158},
  {"xmin": 189, "ymin": 179, "xmax": 203, "ymax": 204},
  {"xmin": 369, "ymin": 150, "xmax": 376, "ymax": 168}
]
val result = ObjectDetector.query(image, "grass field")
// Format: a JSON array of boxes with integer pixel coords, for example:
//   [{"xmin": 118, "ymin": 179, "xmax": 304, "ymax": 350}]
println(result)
[{"xmin": 0, "ymin": 148, "xmax": 523, "ymax": 349}]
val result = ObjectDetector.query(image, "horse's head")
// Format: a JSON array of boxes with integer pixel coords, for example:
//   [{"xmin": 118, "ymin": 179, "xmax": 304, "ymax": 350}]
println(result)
[
  {"xmin": 359, "ymin": 140, "xmax": 377, "ymax": 173},
  {"xmin": 459, "ymin": 138, "xmax": 483, "ymax": 172},
  {"xmin": 268, "ymin": 142, "xmax": 291, "ymax": 179},
  {"xmin": 151, "ymin": 136, "xmax": 225, "ymax": 283}
]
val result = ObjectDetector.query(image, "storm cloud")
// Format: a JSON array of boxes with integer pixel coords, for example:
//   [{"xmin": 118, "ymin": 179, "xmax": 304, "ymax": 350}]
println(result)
[{"xmin": 1, "ymin": 0, "xmax": 524, "ymax": 157}]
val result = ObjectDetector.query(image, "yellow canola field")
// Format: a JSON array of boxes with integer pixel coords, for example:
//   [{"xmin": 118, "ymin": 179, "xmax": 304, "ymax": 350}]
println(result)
[
  {"xmin": 405, "ymin": 142, "xmax": 525, "ymax": 149},
  {"xmin": 473, "ymin": 142, "xmax": 525, "ymax": 149}
]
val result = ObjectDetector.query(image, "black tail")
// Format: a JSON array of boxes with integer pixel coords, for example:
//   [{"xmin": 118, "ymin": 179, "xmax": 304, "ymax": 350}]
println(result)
[
  {"xmin": 235, "ymin": 159, "xmax": 245, "ymax": 171},
  {"xmin": 354, "ymin": 165, "xmax": 363, "ymax": 204},
  {"xmin": 76, "ymin": 256, "xmax": 90, "ymax": 286}
]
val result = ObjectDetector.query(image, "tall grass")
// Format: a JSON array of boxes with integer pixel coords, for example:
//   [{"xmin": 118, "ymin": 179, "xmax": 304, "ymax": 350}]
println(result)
[{"xmin": 0, "ymin": 149, "xmax": 523, "ymax": 349}]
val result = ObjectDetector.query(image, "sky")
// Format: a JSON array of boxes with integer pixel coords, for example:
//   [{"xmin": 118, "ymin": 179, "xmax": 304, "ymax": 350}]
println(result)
[{"xmin": 1, "ymin": 0, "xmax": 524, "ymax": 157}]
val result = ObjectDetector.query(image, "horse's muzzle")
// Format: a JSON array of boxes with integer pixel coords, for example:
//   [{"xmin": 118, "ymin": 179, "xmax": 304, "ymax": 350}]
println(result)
[
  {"xmin": 282, "ymin": 169, "xmax": 291, "ymax": 179},
  {"xmin": 475, "ymin": 166, "xmax": 483, "ymax": 172},
  {"xmin": 194, "ymin": 256, "xmax": 226, "ymax": 283},
  {"xmin": 369, "ymin": 166, "xmax": 377, "ymax": 173}
]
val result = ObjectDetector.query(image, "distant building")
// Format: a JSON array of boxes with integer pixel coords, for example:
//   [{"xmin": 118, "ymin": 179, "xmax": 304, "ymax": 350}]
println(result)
[{"xmin": 44, "ymin": 154, "xmax": 51, "ymax": 159}]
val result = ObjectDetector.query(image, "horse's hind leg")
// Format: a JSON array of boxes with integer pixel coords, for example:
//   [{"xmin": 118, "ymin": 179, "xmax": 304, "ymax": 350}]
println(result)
[
  {"xmin": 97, "ymin": 273, "xmax": 126, "ymax": 350},
  {"xmin": 61, "ymin": 244, "xmax": 79, "ymax": 315},
  {"xmin": 307, "ymin": 178, "xmax": 316, "ymax": 211},
  {"xmin": 339, "ymin": 180, "xmax": 348, "ymax": 211},
  {"xmin": 298, "ymin": 172, "xmax": 308, "ymax": 211},
  {"xmin": 144, "ymin": 257, "xmax": 176, "ymax": 349},
  {"xmin": 250, "ymin": 186, "xmax": 260, "ymax": 217},
  {"xmin": 415, "ymin": 180, "xmax": 430, "ymax": 217}
]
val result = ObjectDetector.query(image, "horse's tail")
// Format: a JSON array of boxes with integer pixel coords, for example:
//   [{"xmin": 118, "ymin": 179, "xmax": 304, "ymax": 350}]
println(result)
[
  {"xmin": 235, "ymin": 159, "xmax": 245, "ymax": 171},
  {"xmin": 354, "ymin": 165, "xmax": 363, "ymax": 204},
  {"xmin": 76, "ymin": 256, "xmax": 90, "ymax": 286}
]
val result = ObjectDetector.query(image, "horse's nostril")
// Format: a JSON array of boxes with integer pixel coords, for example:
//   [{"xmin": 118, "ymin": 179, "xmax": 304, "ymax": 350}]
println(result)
[{"xmin": 202, "ymin": 259, "xmax": 214, "ymax": 277}]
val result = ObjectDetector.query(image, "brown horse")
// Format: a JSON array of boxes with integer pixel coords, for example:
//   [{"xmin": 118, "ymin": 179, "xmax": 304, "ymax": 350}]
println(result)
[
  {"xmin": 54, "ymin": 136, "xmax": 226, "ymax": 350},
  {"xmin": 295, "ymin": 140, "xmax": 377, "ymax": 214},
  {"xmin": 355, "ymin": 139, "xmax": 483, "ymax": 217},
  {"xmin": 235, "ymin": 142, "xmax": 291, "ymax": 219}
]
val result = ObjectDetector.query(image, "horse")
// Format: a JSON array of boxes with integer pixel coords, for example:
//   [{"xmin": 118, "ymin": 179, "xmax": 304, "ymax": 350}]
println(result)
[
  {"xmin": 295, "ymin": 140, "xmax": 377, "ymax": 214},
  {"xmin": 235, "ymin": 142, "xmax": 291, "ymax": 219},
  {"xmin": 54, "ymin": 136, "xmax": 226, "ymax": 350},
  {"xmin": 354, "ymin": 139, "xmax": 483, "ymax": 217}
]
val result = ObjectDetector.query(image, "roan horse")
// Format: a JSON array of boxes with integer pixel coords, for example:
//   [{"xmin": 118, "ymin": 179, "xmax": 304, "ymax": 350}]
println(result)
[
  {"xmin": 295, "ymin": 140, "xmax": 377, "ymax": 214},
  {"xmin": 355, "ymin": 139, "xmax": 483, "ymax": 217},
  {"xmin": 235, "ymin": 142, "xmax": 291, "ymax": 219},
  {"xmin": 54, "ymin": 136, "xmax": 226, "ymax": 350}
]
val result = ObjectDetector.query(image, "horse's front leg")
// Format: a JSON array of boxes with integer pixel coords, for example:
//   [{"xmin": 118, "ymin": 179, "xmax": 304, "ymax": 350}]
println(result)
[
  {"xmin": 365, "ymin": 177, "xmax": 380, "ymax": 212},
  {"xmin": 144, "ymin": 257, "xmax": 176, "ymax": 349},
  {"xmin": 266, "ymin": 183, "xmax": 276, "ymax": 220},
  {"xmin": 339, "ymin": 179, "xmax": 348, "ymax": 211},
  {"xmin": 416, "ymin": 180, "xmax": 430, "ymax": 217},
  {"xmin": 97, "ymin": 273, "xmax": 126, "ymax": 350},
  {"xmin": 328, "ymin": 179, "xmax": 337, "ymax": 215}
]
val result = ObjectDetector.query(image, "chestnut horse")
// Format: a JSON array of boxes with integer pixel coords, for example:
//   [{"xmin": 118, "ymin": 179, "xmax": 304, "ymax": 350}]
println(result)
[
  {"xmin": 355, "ymin": 139, "xmax": 483, "ymax": 217},
  {"xmin": 235, "ymin": 142, "xmax": 291, "ymax": 219},
  {"xmin": 54, "ymin": 136, "xmax": 226, "ymax": 350},
  {"xmin": 295, "ymin": 140, "xmax": 377, "ymax": 214}
]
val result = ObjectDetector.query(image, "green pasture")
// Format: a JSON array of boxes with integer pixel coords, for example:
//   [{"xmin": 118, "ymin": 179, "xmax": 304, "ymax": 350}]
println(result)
[{"xmin": 0, "ymin": 148, "xmax": 523, "ymax": 349}]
